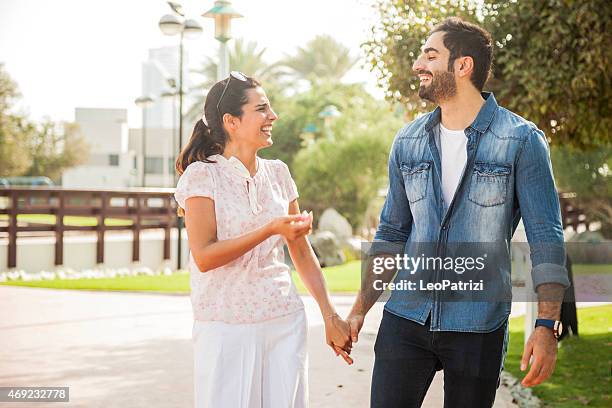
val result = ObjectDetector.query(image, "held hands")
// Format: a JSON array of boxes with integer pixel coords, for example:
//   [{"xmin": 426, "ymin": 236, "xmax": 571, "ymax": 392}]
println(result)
[
  {"xmin": 269, "ymin": 211, "xmax": 313, "ymax": 241},
  {"xmin": 520, "ymin": 327, "xmax": 558, "ymax": 387},
  {"xmin": 346, "ymin": 312, "xmax": 365, "ymax": 344},
  {"xmin": 324, "ymin": 314, "xmax": 354, "ymax": 365}
]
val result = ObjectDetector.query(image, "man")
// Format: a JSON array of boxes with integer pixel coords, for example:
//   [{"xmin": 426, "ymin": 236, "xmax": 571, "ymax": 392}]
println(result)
[{"xmin": 346, "ymin": 17, "xmax": 569, "ymax": 407}]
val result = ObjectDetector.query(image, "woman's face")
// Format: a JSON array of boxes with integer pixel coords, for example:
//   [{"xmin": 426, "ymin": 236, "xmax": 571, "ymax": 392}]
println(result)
[{"xmin": 229, "ymin": 86, "xmax": 278, "ymax": 150}]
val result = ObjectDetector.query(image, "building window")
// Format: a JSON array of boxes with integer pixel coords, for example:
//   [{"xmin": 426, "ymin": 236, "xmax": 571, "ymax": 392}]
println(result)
[
  {"xmin": 168, "ymin": 158, "xmax": 175, "ymax": 175},
  {"xmin": 108, "ymin": 154, "xmax": 119, "ymax": 166},
  {"xmin": 145, "ymin": 157, "xmax": 164, "ymax": 174}
]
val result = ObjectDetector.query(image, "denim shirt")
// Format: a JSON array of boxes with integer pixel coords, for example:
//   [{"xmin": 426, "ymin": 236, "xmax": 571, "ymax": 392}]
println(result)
[{"xmin": 375, "ymin": 92, "xmax": 570, "ymax": 332}]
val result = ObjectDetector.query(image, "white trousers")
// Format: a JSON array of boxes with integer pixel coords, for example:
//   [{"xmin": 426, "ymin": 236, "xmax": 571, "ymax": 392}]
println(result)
[{"xmin": 193, "ymin": 309, "xmax": 309, "ymax": 408}]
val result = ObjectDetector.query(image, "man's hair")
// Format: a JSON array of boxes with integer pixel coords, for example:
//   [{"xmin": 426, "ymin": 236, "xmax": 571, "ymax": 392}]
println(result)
[{"xmin": 431, "ymin": 17, "xmax": 493, "ymax": 91}]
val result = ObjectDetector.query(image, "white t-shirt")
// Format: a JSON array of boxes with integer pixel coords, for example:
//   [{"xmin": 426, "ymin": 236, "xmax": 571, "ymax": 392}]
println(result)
[{"xmin": 439, "ymin": 123, "xmax": 468, "ymax": 209}]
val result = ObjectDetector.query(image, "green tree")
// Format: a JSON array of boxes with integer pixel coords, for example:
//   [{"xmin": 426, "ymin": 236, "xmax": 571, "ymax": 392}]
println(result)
[
  {"xmin": 0, "ymin": 64, "xmax": 89, "ymax": 180},
  {"xmin": 488, "ymin": 0, "xmax": 611, "ymax": 148},
  {"xmin": 552, "ymin": 146, "xmax": 612, "ymax": 238},
  {"xmin": 281, "ymin": 35, "xmax": 359, "ymax": 87},
  {"xmin": 23, "ymin": 120, "xmax": 89, "ymax": 183},
  {"xmin": 363, "ymin": 0, "xmax": 612, "ymax": 147},
  {"xmin": 286, "ymin": 83, "xmax": 404, "ymax": 228},
  {"xmin": 0, "ymin": 64, "xmax": 30, "ymax": 176},
  {"xmin": 187, "ymin": 38, "xmax": 283, "ymax": 120},
  {"xmin": 260, "ymin": 82, "xmax": 400, "ymax": 167}
]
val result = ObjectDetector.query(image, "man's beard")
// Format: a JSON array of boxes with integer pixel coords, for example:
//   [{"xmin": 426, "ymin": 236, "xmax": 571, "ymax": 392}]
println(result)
[{"xmin": 418, "ymin": 70, "xmax": 457, "ymax": 103}]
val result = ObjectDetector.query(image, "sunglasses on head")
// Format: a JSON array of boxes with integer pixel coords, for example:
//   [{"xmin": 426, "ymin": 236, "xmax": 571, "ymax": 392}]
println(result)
[{"xmin": 216, "ymin": 71, "xmax": 248, "ymax": 118}]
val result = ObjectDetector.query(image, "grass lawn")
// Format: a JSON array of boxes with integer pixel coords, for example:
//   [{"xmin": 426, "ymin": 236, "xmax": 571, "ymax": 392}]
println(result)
[
  {"xmin": 1, "ymin": 260, "xmax": 362, "ymax": 294},
  {"xmin": 0, "ymin": 214, "xmax": 132, "ymax": 226},
  {"xmin": 572, "ymin": 264, "xmax": 611, "ymax": 275},
  {"xmin": 1, "ymin": 273, "xmax": 190, "ymax": 293},
  {"xmin": 505, "ymin": 305, "xmax": 611, "ymax": 407}
]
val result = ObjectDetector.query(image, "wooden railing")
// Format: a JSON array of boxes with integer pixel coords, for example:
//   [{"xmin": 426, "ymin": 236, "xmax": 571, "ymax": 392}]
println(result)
[
  {"xmin": 0, "ymin": 187, "xmax": 592, "ymax": 271},
  {"xmin": 0, "ymin": 187, "xmax": 178, "ymax": 269}
]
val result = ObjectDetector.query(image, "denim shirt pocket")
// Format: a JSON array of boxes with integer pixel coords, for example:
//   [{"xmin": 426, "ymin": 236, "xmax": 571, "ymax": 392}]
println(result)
[
  {"xmin": 400, "ymin": 161, "xmax": 431, "ymax": 203},
  {"xmin": 468, "ymin": 162, "xmax": 512, "ymax": 207}
]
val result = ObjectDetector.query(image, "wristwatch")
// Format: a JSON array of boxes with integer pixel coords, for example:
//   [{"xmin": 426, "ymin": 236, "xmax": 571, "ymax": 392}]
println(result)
[{"xmin": 535, "ymin": 319, "xmax": 563, "ymax": 339}]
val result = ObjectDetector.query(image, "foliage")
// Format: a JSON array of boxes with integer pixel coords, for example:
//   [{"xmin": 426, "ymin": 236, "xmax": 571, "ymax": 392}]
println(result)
[
  {"xmin": 551, "ymin": 146, "xmax": 612, "ymax": 238},
  {"xmin": 281, "ymin": 34, "xmax": 359, "ymax": 87},
  {"xmin": 364, "ymin": 0, "xmax": 612, "ymax": 147},
  {"xmin": 0, "ymin": 64, "xmax": 89, "ymax": 180},
  {"xmin": 187, "ymin": 38, "xmax": 285, "ymax": 121},
  {"xmin": 488, "ymin": 0, "xmax": 611, "ymax": 148},
  {"xmin": 261, "ymin": 82, "xmax": 388, "ymax": 166},
  {"xmin": 21, "ymin": 121, "xmax": 90, "ymax": 183},
  {"xmin": 287, "ymin": 83, "xmax": 404, "ymax": 228},
  {"xmin": 0, "ymin": 64, "xmax": 30, "ymax": 176}
]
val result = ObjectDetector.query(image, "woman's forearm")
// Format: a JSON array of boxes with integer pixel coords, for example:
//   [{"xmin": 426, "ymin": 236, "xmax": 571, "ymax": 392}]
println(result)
[
  {"xmin": 288, "ymin": 237, "xmax": 336, "ymax": 317},
  {"xmin": 192, "ymin": 223, "xmax": 272, "ymax": 272}
]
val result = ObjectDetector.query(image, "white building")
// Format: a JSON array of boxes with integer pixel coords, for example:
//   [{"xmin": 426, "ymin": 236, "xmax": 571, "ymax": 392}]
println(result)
[
  {"xmin": 62, "ymin": 46, "xmax": 194, "ymax": 189},
  {"xmin": 142, "ymin": 46, "xmax": 188, "ymax": 130},
  {"xmin": 61, "ymin": 108, "xmax": 137, "ymax": 188}
]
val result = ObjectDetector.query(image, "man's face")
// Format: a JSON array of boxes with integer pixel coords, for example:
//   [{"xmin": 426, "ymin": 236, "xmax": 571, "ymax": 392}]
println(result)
[{"xmin": 412, "ymin": 31, "xmax": 457, "ymax": 103}]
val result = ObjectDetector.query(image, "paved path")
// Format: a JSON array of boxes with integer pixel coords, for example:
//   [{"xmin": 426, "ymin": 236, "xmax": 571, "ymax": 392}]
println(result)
[{"xmin": 0, "ymin": 287, "xmax": 517, "ymax": 407}]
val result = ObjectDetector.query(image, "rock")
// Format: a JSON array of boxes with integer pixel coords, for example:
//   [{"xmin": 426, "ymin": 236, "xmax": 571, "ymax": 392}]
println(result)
[
  {"xmin": 318, "ymin": 208, "xmax": 352, "ymax": 239},
  {"xmin": 308, "ymin": 231, "xmax": 346, "ymax": 267},
  {"xmin": 342, "ymin": 236, "xmax": 364, "ymax": 261}
]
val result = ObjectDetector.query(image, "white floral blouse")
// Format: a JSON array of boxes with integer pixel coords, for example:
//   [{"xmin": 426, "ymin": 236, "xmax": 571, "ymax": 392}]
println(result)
[{"xmin": 174, "ymin": 154, "xmax": 304, "ymax": 324}]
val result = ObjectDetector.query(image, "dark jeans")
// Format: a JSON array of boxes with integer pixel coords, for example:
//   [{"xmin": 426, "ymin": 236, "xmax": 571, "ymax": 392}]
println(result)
[{"xmin": 371, "ymin": 310, "xmax": 507, "ymax": 408}]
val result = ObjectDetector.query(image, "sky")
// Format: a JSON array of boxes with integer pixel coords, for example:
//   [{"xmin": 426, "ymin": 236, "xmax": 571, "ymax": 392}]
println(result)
[{"xmin": 0, "ymin": 0, "xmax": 381, "ymax": 127}]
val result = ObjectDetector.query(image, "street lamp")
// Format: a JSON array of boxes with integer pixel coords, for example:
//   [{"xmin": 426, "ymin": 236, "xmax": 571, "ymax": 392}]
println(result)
[
  {"xmin": 158, "ymin": 14, "xmax": 202, "ymax": 154},
  {"xmin": 134, "ymin": 95, "xmax": 154, "ymax": 187},
  {"xmin": 203, "ymin": 1, "xmax": 243, "ymax": 80},
  {"xmin": 161, "ymin": 79, "xmax": 178, "ymax": 187},
  {"xmin": 300, "ymin": 123, "xmax": 318, "ymax": 147},
  {"xmin": 319, "ymin": 105, "xmax": 342, "ymax": 141},
  {"xmin": 158, "ymin": 2, "xmax": 203, "ymax": 271}
]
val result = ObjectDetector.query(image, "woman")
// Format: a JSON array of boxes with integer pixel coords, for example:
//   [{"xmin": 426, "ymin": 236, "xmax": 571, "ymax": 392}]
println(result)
[{"xmin": 174, "ymin": 72, "xmax": 353, "ymax": 408}]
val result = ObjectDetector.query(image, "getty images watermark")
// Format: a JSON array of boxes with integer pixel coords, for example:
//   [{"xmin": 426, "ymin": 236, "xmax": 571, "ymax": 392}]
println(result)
[{"xmin": 371, "ymin": 253, "xmax": 487, "ymax": 292}]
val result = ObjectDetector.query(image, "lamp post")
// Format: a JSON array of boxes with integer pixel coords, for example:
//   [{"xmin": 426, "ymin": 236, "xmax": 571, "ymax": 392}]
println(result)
[
  {"xmin": 318, "ymin": 105, "xmax": 342, "ymax": 141},
  {"xmin": 158, "ymin": 13, "xmax": 202, "ymax": 154},
  {"xmin": 134, "ymin": 95, "xmax": 154, "ymax": 187},
  {"xmin": 203, "ymin": 1, "xmax": 243, "ymax": 80},
  {"xmin": 300, "ymin": 123, "xmax": 318, "ymax": 147},
  {"xmin": 161, "ymin": 79, "xmax": 178, "ymax": 187},
  {"xmin": 159, "ymin": 3, "xmax": 203, "ymax": 271}
]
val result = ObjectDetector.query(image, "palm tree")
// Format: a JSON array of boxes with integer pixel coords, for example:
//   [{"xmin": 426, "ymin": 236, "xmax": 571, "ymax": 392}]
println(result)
[
  {"xmin": 186, "ymin": 39, "xmax": 281, "ymax": 121},
  {"xmin": 281, "ymin": 35, "xmax": 359, "ymax": 87}
]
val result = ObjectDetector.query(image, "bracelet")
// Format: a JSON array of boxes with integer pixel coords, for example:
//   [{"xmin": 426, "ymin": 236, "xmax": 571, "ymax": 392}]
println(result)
[{"xmin": 324, "ymin": 313, "xmax": 339, "ymax": 321}]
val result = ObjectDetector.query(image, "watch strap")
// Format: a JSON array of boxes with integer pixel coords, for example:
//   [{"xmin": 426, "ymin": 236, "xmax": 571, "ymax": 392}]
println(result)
[{"xmin": 535, "ymin": 318, "xmax": 556, "ymax": 329}]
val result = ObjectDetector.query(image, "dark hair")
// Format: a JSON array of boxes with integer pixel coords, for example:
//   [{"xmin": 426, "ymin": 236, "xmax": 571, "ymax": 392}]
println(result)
[
  {"xmin": 175, "ymin": 74, "xmax": 260, "ymax": 216},
  {"xmin": 431, "ymin": 17, "xmax": 493, "ymax": 91},
  {"xmin": 176, "ymin": 74, "xmax": 261, "ymax": 174}
]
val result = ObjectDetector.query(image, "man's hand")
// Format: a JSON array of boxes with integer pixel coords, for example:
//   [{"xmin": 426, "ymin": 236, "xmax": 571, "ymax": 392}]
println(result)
[
  {"xmin": 521, "ymin": 326, "xmax": 558, "ymax": 387},
  {"xmin": 346, "ymin": 312, "xmax": 365, "ymax": 343}
]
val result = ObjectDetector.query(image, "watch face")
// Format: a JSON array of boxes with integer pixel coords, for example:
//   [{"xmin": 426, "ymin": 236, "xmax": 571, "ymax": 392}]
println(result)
[{"xmin": 554, "ymin": 321, "xmax": 563, "ymax": 338}]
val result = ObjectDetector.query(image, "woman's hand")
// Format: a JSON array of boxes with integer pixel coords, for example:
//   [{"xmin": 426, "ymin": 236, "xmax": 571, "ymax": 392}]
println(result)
[
  {"xmin": 268, "ymin": 211, "xmax": 313, "ymax": 241},
  {"xmin": 324, "ymin": 314, "xmax": 354, "ymax": 365}
]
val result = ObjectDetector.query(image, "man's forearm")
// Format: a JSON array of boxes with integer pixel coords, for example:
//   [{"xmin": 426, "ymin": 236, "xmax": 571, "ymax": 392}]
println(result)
[
  {"xmin": 536, "ymin": 283, "xmax": 565, "ymax": 320},
  {"xmin": 351, "ymin": 254, "xmax": 397, "ymax": 316}
]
